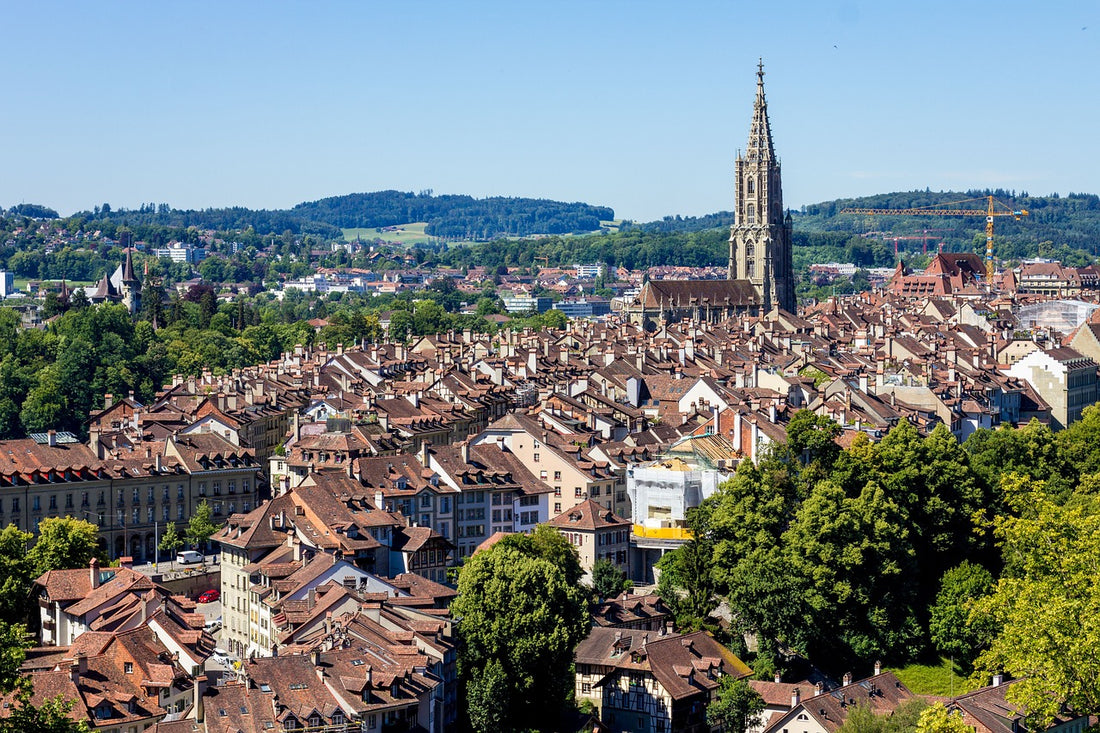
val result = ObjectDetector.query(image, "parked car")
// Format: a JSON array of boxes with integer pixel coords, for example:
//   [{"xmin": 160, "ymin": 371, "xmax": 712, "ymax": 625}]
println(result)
[
  {"xmin": 197, "ymin": 589, "xmax": 220, "ymax": 604},
  {"xmin": 212, "ymin": 648, "xmax": 229, "ymax": 666},
  {"xmin": 177, "ymin": 550, "xmax": 203, "ymax": 565},
  {"xmin": 203, "ymin": 618, "xmax": 222, "ymax": 633}
]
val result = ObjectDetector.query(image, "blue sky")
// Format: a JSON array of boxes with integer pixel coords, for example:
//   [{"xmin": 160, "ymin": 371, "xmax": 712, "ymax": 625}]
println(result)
[{"xmin": 2, "ymin": 1, "xmax": 1097, "ymax": 222}]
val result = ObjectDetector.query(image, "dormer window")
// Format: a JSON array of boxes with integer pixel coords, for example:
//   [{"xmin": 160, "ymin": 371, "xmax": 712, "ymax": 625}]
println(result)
[{"xmin": 124, "ymin": 662, "xmax": 133, "ymax": 674}]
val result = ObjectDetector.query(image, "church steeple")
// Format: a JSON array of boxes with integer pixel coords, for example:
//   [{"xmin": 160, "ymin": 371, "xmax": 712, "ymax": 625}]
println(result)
[
  {"xmin": 729, "ymin": 60, "xmax": 795, "ymax": 313},
  {"xmin": 746, "ymin": 58, "xmax": 775, "ymax": 160}
]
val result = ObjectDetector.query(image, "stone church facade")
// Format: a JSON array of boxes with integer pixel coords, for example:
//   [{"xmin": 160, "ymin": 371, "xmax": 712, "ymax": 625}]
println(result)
[{"xmin": 628, "ymin": 62, "xmax": 796, "ymax": 329}]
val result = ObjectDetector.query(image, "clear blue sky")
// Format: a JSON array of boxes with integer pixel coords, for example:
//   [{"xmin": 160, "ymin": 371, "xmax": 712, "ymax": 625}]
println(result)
[{"xmin": 2, "ymin": 1, "xmax": 1097, "ymax": 222}]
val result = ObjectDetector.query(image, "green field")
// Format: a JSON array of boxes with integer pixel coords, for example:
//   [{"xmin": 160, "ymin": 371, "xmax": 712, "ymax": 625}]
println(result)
[
  {"xmin": 13, "ymin": 278, "xmax": 96, "ymax": 292},
  {"xmin": 342, "ymin": 222, "xmax": 438, "ymax": 246},
  {"xmin": 889, "ymin": 658, "xmax": 978, "ymax": 696},
  {"xmin": 343, "ymin": 219, "xmax": 620, "ymax": 247}
]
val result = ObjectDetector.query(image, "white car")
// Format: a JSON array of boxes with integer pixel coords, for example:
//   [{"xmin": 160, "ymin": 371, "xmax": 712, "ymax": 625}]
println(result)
[
  {"xmin": 204, "ymin": 618, "xmax": 222, "ymax": 634},
  {"xmin": 211, "ymin": 648, "xmax": 230, "ymax": 666}
]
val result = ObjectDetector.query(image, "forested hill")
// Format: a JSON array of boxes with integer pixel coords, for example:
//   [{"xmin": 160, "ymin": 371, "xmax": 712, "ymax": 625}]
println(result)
[
  {"xmin": 292, "ymin": 191, "xmax": 614, "ymax": 239},
  {"xmin": 52, "ymin": 191, "xmax": 615, "ymax": 241},
  {"xmin": 615, "ymin": 190, "xmax": 1100, "ymax": 266}
]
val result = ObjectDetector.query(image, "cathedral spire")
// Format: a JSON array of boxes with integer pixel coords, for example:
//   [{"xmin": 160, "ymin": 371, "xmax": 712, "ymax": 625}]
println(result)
[{"xmin": 747, "ymin": 58, "xmax": 775, "ymax": 160}]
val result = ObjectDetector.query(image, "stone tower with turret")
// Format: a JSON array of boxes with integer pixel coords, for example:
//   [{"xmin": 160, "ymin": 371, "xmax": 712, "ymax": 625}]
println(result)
[{"xmin": 728, "ymin": 61, "xmax": 795, "ymax": 313}]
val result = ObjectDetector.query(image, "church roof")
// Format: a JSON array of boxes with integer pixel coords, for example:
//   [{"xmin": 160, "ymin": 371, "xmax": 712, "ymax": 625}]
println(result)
[{"xmin": 637, "ymin": 280, "xmax": 759, "ymax": 309}]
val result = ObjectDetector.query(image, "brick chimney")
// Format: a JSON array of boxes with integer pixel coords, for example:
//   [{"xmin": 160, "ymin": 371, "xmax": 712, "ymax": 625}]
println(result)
[
  {"xmin": 193, "ymin": 674, "xmax": 207, "ymax": 723},
  {"xmin": 89, "ymin": 557, "xmax": 100, "ymax": 589},
  {"xmin": 791, "ymin": 687, "xmax": 801, "ymax": 708}
]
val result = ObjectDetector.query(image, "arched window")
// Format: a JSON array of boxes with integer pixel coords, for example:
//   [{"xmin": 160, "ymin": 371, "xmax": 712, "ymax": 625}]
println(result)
[
  {"xmin": 747, "ymin": 178, "xmax": 755, "ymax": 195},
  {"xmin": 746, "ymin": 243, "xmax": 755, "ymax": 258},
  {"xmin": 746, "ymin": 259, "xmax": 755, "ymax": 277},
  {"xmin": 746, "ymin": 204, "xmax": 755, "ymax": 225}
]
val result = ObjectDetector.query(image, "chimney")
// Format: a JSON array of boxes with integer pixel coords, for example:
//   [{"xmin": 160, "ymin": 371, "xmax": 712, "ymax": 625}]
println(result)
[
  {"xmin": 992, "ymin": 673, "xmax": 1004, "ymax": 687},
  {"xmin": 874, "ymin": 660, "xmax": 882, "ymax": 676},
  {"xmin": 774, "ymin": 672, "xmax": 781, "ymax": 684},
  {"xmin": 310, "ymin": 648, "xmax": 321, "ymax": 667},
  {"xmin": 815, "ymin": 680, "xmax": 824, "ymax": 695},
  {"xmin": 154, "ymin": 453, "xmax": 163, "ymax": 472},
  {"xmin": 70, "ymin": 652, "xmax": 88, "ymax": 685},
  {"xmin": 421, "ymin": 440, "xmax": 431, "ymax": 467},
  {"xmin": 89, "ymin": 424, "xmax": 103, "ymax": 459},
  {"xmin": 48, "ymin": 430, "xmax": 57, "ymax": 447},
  {"xmin": 119, "ymin": 556, "xmax": 133, "ymax": 570},
  {"xmin": 461, "ymin": 440, "xmax": 471, "ymax": 464},
  {"xmin": 842, "ymin": 672, "xmax": 852, "ymax": 686},
  {"xmin": 104, "ymin": 393, "xmax": 114, "ymax": 409},
  {"xmin": 791, "ymin": 687, "xmax": 801, "ymax": 708},
  {"xmin": 89, "ymin": 557, "xmax": 100, "ymax": 589},
  {"xmin": 194, "ymin": 673, "xmax": 207, "ymax": 723}
]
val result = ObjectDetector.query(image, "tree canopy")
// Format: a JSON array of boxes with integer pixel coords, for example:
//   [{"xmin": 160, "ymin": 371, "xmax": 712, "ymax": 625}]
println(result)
[{"xmin": 451, "ymin": 526, "xmax": 588, "ymax": 732}]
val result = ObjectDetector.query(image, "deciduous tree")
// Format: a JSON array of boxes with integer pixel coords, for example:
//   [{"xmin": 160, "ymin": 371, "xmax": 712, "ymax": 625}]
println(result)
[
  {"xmin": 929, "ymin": 561, "xmax": 996, "ymax": 671},
  {"xmin": 915, "ymin": 702, "xmax": 970, "ymax": 733},
  {"xmin": 971, "ymin": 474, "xmax": 1100, "ymax": 728},
  {"xmin": 27, "ymin": 517, "xmax": 100, "ymax": 579},
  {"xmin": 591, "ymin": 558, "xmax": 631, "ymax": 599},
  {"xmin": 452, "ymin": 534, "xmax": 588, "ymax": 732},
  {"xmin": 185, "ymin": 500, "xmax": 220, "ymax": 552},
  {"xmin": 706, "ymin": 676, "xmax": 764, "ymax": 733}
]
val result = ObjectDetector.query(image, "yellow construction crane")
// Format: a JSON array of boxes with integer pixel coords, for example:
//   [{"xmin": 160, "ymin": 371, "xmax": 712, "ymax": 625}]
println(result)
[{"xmin": 841, "ymin": 195, "xmax": 1028, "ymax": 283}]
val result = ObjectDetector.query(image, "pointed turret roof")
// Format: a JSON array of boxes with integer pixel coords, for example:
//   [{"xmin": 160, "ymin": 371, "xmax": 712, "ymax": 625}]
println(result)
[
  {"xmin": 121, "ymin": 247, "xmax": 138, "ymax": 284},
  {"xmin": 746, "ymin": 59, "xmax": 775, "ymax": 160}
]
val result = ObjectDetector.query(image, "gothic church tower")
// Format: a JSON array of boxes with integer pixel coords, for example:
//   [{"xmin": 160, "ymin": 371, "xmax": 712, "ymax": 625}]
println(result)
[{"xmin": 728, "ymin": 61, "xmax": 795, "ymax": 313}]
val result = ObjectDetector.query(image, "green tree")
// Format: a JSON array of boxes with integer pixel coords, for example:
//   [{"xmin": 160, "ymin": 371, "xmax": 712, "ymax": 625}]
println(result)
[
  {"xmin": 591, "ymin": 558, "xmax": 631, "ymax": 599},
  {"xmin": 499, "ymin": 524, "xmax": 584, "ymax": 586},
  {"xmin": 1056, "ymin": 403, "xmax": 1100, "ymax": 482},
  {"xmin": 0, "ymin": 526, "xmax": 33, "ymax": 624},
  {"xmin": 783, "ymin": 480, "xmax": 920, "ymax": 669},
  {"xmin": 656, "ymin": 506, "xmax": 718, "ymax": 631},
  {"xmin": 915, "ymin": 702, "xmax": 970, "ymax": 733},
  {"xmin": 785, "ymin": 409, "xmax": 842, "ymax": 470},
  {"xmin": 971, "ymin": 474, "xmax": 1100, "ymax": 728},
  {"xmin": 928, "ymin": 562, "xmax": 996, "ymax": 671},
  {"xmin": 26, "ymin": 517, "xmax": 100, "ymax": 579},
  {"xmin": 185, "ymin": 500, "xmax": 220, "ymax": 553},
  {"xmin": 706, "ymin": 676, "xmax": 764, "ymax": 733},
  {"xmin": 0, "ymin": 621, "xmax": 91, "ymax": 733},
  {"xmin": 452, "ymin": 537, "xmax": 588, "ymax": 732},
  {"xmin": 836, "ymin": 699, "xmax": 927, "ymax": 733},
  {"xmin": 20, "ymin": 366, "xmax": 68, "ymax": 434},
  {"xmin": 158, "ymin": 523, "xmax": 184, "ymax": 568}
]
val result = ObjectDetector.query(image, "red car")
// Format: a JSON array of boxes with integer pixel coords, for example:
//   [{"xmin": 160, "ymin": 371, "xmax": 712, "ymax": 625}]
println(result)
[{"xmin": 197, "ymin": 589, "xmax": 220, "ymax": 604}]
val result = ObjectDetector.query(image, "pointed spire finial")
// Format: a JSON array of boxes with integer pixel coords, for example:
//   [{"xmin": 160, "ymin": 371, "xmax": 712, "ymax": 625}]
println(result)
[{"xmin": 758, "ymin": 57, "xmax": 765, "ymax": 81}]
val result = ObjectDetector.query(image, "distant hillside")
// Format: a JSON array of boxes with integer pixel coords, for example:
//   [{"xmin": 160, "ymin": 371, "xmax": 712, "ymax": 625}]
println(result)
[
  {"xmin": 796, "ymin": 189, "xmax": 1100, "ymax": 265},
  {"xmin": 618, "ymin": 190, "xmax": 1100, "ymax": 266},
  {"xmin": 293, "ymin": 190, "xmax": 614, "ymax": 240},
  {"xmin": 61, "ymin": 190, "xmax": 614, "ymax": 241}
]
